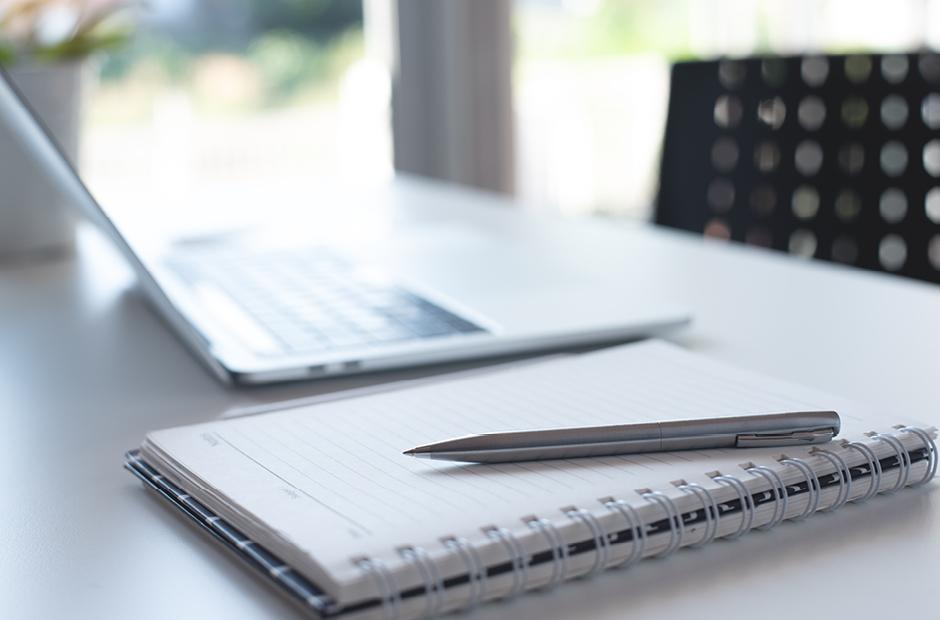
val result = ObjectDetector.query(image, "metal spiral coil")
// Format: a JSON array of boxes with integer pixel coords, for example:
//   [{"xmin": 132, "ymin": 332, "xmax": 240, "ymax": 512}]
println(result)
[
  {"xmin": 398, "ymin": 546, "xmax": 444, "ymax": 617},
  {"xmin": 441, "ymin": 536, "xmax": 487, "ymax": 609},
  {"xmin": 639, "ymin": 490, "xmax": 684, "ymax": 558},
  {"xmin": 603, "ymin": 497, "xmax": 647, "ymax": 569},
  {"xmin": 675, "ymin": 482, "xmax": 720, "ymax": 546},
  {"xmin": 564, "ymin": 507, "xmax": 611, "ymax": 577},
  {"xmin": 899, "ymin": 426, "xmax": 939, "ymax": 486},
  {"xmin": 710, "ymin": 474, "xmax": 755, "ymax": 538},
  {"xmin": 842, "ymin": 440, "xmax": 883, "ymax": 502},
  {"xmin": 868, "ymin": 432, "xmax": 912, "ymax": 491},
  {"xmin": 778, "ymin": 457, "xmax": 821, "ymax": 520},
  {"xmin": 354, "ymin": 557, "xmax": 401, "ymax": 620},
  {"xmin": 809, "ymin": 448, "xmax": 852, "ymax": 511},
  {"xmin": 744, "ymin": 465, "xmax": 788, "ymax": 529},
  {"xmin": 483, "ymin": 526, "xmax": 529, "ymax": 599},
  {"xmin": 524, "ymin": 516, "xmax": 568, "ymax": 590}
]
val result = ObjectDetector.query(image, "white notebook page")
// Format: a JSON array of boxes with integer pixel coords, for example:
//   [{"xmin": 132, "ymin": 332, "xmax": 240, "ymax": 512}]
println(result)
[{"xmin": 142, "ymin": 340, "xmax": 897, "ymax": 603}]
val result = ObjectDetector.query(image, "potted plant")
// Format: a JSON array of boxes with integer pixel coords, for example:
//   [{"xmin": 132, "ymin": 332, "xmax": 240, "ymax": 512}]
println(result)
[{"xmin": 0, "ymin": 0, "xmax": 132, "ymax": 260}]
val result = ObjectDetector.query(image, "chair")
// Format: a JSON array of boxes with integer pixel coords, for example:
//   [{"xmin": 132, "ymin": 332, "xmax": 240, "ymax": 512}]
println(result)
[{"xmin": 655, "ymin": 53, "xmax": 940, "ymax": 284}]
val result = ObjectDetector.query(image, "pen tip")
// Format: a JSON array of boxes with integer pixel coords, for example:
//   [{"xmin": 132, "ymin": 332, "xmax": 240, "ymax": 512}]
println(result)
[{"xmin": 403, "ymin": 446, "xmax": 434, "ymax": 459}]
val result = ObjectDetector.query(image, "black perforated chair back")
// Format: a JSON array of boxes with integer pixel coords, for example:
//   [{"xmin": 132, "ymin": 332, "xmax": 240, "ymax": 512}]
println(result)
[{"xmin": 655, "ymin": 53, "xmax": 940, "ymax": 284}]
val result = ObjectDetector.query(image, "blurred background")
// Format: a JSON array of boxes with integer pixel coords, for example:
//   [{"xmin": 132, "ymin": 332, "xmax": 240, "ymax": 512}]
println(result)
[{"xmin": 62, "ymin": 0, "xmax": 940, "ymax": 221}]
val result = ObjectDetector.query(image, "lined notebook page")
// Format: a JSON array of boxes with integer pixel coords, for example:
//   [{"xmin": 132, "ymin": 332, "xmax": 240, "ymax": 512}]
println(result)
[{"xmin": 143, "ymin": 340, "xmax": 873, "ymax": 600}]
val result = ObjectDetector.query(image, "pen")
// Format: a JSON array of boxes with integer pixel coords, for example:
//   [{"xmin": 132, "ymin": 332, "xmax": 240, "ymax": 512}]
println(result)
[{"xmin": 402, "ymin": 411, "xmax": 841, "ymax": 463}]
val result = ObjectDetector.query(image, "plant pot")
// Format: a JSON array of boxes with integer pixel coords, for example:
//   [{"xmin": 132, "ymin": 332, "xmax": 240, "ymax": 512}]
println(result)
[{"xmin": 0, "ymin": 61, "xmax": 83, "ymax": 261}]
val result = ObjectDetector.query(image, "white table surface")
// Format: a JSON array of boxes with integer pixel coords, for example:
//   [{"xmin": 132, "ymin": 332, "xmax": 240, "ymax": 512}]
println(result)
[{"xmin": 2, "ymin": 177, "xmax": 938, "ymax": 619}]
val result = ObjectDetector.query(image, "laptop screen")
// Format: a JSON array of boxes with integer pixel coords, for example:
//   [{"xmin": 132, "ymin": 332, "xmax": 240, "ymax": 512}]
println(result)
[
  {"xmin": 0, "ymin": 66, "xmax": 370, "ymax": 262},
  {"xmin": 0, "ymin": 66, "xmax": 162, "ymax": 268}
]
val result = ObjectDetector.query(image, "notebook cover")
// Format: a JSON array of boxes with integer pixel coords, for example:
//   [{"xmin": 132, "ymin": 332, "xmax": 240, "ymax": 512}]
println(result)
[{"xmin": 125, "ymin": 450, "xmax": 345, "ymax": 618}]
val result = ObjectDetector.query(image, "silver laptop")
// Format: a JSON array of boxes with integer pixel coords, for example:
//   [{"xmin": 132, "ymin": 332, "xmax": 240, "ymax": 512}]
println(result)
[{"xmin": 0, "ymin": 69, "xmax": 689, "ymax": 384}]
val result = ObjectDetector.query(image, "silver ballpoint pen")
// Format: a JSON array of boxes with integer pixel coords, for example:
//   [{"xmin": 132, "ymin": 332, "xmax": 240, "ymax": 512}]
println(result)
[{"xmin": 403, "ymin": 411, "xmax": 841, "ymax": 463}]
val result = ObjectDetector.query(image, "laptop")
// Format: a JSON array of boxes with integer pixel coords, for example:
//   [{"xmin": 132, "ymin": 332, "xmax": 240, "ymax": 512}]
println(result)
[{"xmin": 0, "ymin": 69, "xmax": 689, "ymax": 384}]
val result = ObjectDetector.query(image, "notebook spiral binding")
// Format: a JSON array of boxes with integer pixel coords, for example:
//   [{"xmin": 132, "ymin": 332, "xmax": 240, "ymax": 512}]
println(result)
[
  {"xmin": 809, "ymin": 448, "xmax": 851, "ymax": 511},
  {"xmin": 778, "ymin": 457, "xmax": 821, "ymax": 519},
  {"xmin": 743, "ymin": 466, "xmax": 787, "ymax": 528},
  {"xmin": 523, "ymin": 517, "xmax": 568, "ymax": 588},
  {"xmin": 482, "ymin": 526, "xmax": 527, "ymax": 599},
  {"xmin": 563, "ymin": 507, "xmax": 610, "ymax": 575},
  {"xmin": 601, "ymin": 498, "xmax": 646, "ymax": 566},
  {"xmin": 709, "ymin": 474, "xmax": 755, "ymax": 537},
  {"xmin": 842, "ymin": 440, "xmax": 883, "ymax": 501},
  {"xmin": 676, "ymin": 482, "xmax": 720, "ymax": 544},
  {"xmin": 353, "ymin": 426, "xmax": 937, "ymax": 620}
]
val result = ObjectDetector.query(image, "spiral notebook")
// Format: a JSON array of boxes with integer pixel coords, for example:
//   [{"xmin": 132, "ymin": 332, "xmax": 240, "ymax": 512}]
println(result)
[{"xmin": 125, "ymin": 340, "xmax": 937, "ymax": 620}]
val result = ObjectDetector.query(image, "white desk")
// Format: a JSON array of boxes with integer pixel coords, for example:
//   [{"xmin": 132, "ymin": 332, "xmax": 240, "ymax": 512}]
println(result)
[{"xmin": 2, "ymin": 178, "xmax": 938, "ymax": 619}]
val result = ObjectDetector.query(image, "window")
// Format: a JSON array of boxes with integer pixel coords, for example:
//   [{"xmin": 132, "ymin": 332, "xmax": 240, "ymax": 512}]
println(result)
[
  {"xmin": 513, "ymin": 0, "xmax": 940, "ymax": 218},
  {"xmin": 83, "ymin": 1, "xmax": 391, "ymax": 223}
]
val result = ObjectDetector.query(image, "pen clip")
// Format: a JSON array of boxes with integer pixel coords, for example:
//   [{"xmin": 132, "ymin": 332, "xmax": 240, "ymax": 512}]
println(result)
[{"xmin": 735, "ymin": 428, "xmax": 836, "ymax": 448}]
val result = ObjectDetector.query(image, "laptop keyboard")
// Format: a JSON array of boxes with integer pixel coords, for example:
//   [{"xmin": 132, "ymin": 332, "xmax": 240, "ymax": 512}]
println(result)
[{"xmin": 168, "ymin": 248, "xmax": 485, "ymax": 355}]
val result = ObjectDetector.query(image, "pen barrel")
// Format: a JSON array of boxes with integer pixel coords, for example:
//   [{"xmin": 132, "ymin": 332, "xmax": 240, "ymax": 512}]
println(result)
[
  {"xmin": 657, "ymin": 411, "xmax": 840, "ymax": 450},
  {"xmin": 658, "ymin": 411, "xmax": 840, "ymax": 438},
  {"xmin": 411, "ymin": 411, "xmax": 840, "ymax": 463}
]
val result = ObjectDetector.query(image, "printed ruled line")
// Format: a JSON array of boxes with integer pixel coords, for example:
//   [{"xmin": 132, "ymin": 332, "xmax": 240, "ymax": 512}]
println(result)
[{"xmin": 214, "ymin": 431, "xmax": 372, "ymax": 535}]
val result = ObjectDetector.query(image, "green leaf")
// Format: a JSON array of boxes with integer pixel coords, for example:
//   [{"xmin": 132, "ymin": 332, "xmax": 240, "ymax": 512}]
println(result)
[
  {"xmin": 32, "ymin": 31, "xmax": 131, "ymax": 63},
  {"xmin": 0, "ymin": 43, "xmax": 16, "ymax": 66},
  {"xmin": 0, "ymin": 1, "xmax": 133, "ymax": 65}
]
